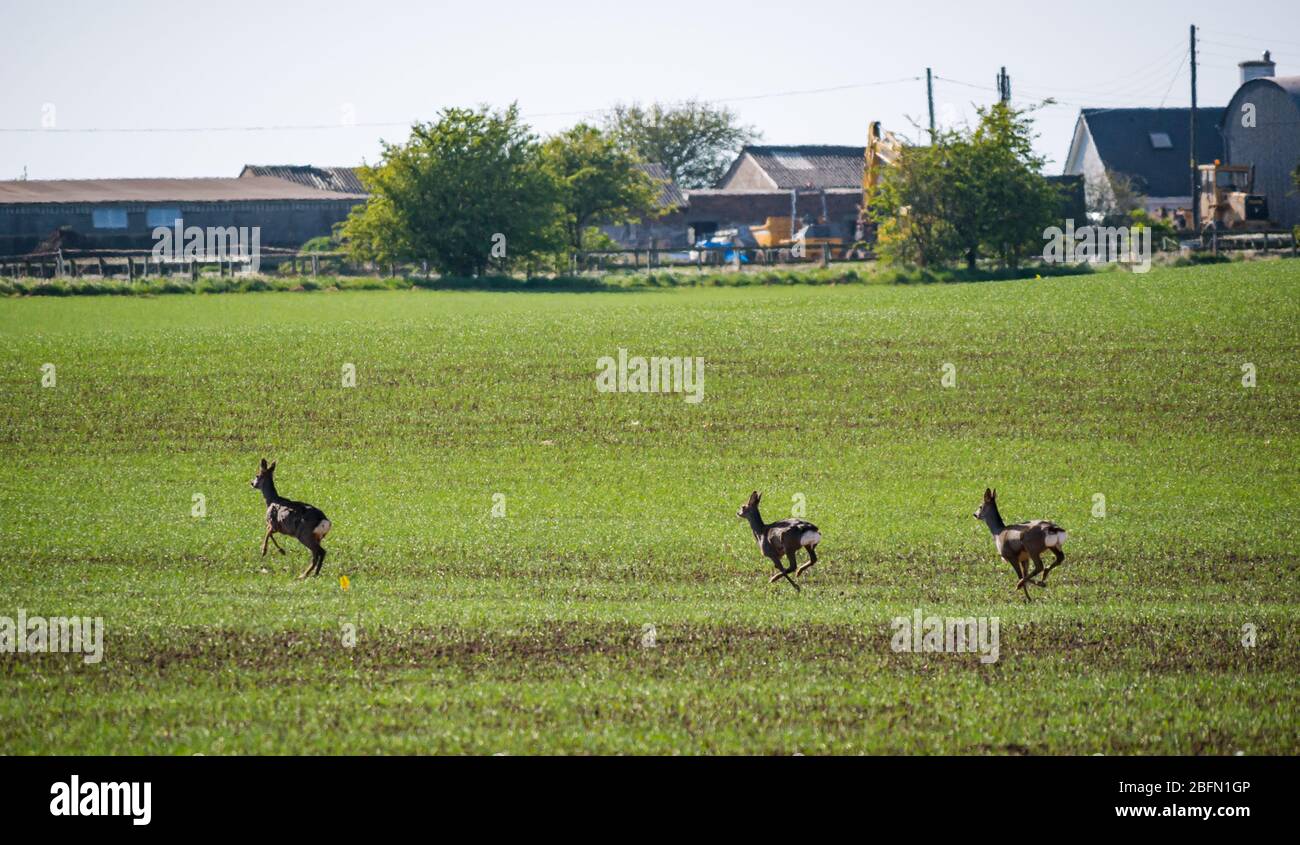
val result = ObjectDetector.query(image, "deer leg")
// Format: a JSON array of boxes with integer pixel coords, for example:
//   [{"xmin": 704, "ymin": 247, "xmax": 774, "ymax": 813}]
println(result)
[
  {"xmin": 795, "ymin": 544, "xmax": 818, "ymax": 576},
  {"xmin": 312, "ymin": 546, "xmax": 326, "ymax": 576},
  {"xmin": 268, "ymin": 533, "xmax": 287, "ymax": 555},
  {"xmin": 261, "ymin": 526, "xmax": 274, "ymax": 557},
  {"xmin": 1011, "ymin": 558, "xmax": 1033, "ymax": 601},
  {"xmin": 297, "ymin": 540, "xmax": 320, "ymax": 580},
  {"xmin": 767, "ymin": 556, "xmax": 800, "ymax": 591},
  {"xmin": 1026, "ymin": 554, "xmax": 1045, "ymax": 587},
  {"xmin": 1041, "ymin": 548, "xmax": 1065, "ymax": 584}
]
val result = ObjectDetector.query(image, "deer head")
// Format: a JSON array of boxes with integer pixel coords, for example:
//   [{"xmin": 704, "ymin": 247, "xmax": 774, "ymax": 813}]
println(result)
[
  {"xmin": 250, "ymin": 458, "xmax": 277, "ymax": 491},
  {"xmin": 737, "ymin": 490, "xmax": 762, "ymax": 520},
  {"xmin": 973, "ymin": 487, "xmax": 997, "ymax": 520}
]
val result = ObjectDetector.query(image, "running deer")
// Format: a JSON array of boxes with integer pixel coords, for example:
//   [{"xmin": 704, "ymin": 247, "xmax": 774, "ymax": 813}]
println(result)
[
  {"xmin": 736, "ymin": 491, "xmax": 822, "ymax": 591},
  {"xmin": 250, "ymin": 459, "xmax": 332, "ymax": 580},
  {"xmin": 972, "ymin": 488, "xmax": 1066, "ymax": 601}
]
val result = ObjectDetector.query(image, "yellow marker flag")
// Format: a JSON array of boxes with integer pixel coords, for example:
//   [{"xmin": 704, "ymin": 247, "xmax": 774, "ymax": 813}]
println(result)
[{"xmin": 339, "ymin": 575, "xmax": 350, "ymax": 591}]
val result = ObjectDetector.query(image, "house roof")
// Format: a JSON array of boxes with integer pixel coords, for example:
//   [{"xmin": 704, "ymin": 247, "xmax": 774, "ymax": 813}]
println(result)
[
  {"xmin": 1076, "ymin": 107, "xmax": 1224, "ymax": 197},
  {"xmin": 639, "ymin": 163, "xmax": 686, "ymax": 210},
  {"xmin": 721, "ymin": 145, "xmax": 866, "ymax": 190},
  {"xmin": 239, "ymin": 164, "xmax": 368, "ymax": 194},
  {"xmin": 0, "ymin": 176, "xmax": 367, "ymax": 205}
]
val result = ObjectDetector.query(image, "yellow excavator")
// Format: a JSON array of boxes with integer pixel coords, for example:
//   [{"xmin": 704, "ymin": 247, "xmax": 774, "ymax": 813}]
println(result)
[
  {"xmin": 856, "ymin": 120, "xmax": 903, "ymax": 244},
  {"xmin": 750, "ymin": 121, "xmax": 903, "ymax": 258}
]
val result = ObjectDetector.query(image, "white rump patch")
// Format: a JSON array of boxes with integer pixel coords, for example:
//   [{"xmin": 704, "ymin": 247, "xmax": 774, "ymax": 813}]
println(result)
[
  {"xmin": 1046, "ymin": 530, "xmax": 1067, "ymax": 548},
  {"xmin": 800, "ymin": 530, "xmax": 821, "ymax": 547},
  {"xmin": 313, "ymin": 520, "xmax": 332, "ymax": 539}
]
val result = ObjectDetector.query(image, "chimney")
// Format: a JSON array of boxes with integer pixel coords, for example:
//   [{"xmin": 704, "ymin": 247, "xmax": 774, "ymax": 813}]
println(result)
[{"xmin": 1239, "ymin": 50, "xmax": 1276, "ymax": 84}]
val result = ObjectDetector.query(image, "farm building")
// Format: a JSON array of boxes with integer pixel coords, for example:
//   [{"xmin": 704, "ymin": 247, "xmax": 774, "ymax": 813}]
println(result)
[
  {"xmin": 604, "ymin": 144, "xmax": 1084, "ymax": 249},
  {"xmin": 1063, "ymin": 106, "xmax": 1225, "ymax": 222},
  {"xmin": 0, "ymin": 167, "xmax": 366, "ymax": 256},
  {"xmin": 1221, "ymin": 56, "xmax": 1300, "ymax": 229}
]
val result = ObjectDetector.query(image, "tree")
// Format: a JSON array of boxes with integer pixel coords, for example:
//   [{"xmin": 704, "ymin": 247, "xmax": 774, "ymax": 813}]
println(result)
[
  {"xmin": 603, "ymin": 100, "xmax": 760, "ymax": 189},
  {"xmin": 540, "ymin": 124, "xmax": 660, "ymax": 255},
  {"xmin": 970, "ymin": 104, "xmax": 1062, "ymax": 268},
  {"xmin": 870, "ymin": 103, "xmax": 1061, "ymax": 270},
  {"xmin": 339, "ymin": 104, "xmax": 562, "ymax": 277},
  {"xmin": 1087, "ymin": 168, "xmax": 1146, "ymax": 226}
]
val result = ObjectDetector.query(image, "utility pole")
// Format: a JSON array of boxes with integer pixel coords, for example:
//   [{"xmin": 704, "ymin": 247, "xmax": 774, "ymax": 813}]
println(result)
[
  {"xmin": 926, "ymin": 67, "xmax": 936, "ymax": 140},
  {"xmin": 1189, "ymin": 24, "xmax": 1200, "ymax": 231},
  {"xmin": 996, "ymin": 67, "xmax": 1011, "ymax": 103}
]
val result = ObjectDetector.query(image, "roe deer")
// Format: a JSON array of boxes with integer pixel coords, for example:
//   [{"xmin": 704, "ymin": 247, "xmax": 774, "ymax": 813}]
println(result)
[
  {"xmin": 736, "ymin": 491, "xmax": 822, "ymax": 591},
  {"xmin": 250, "ymin": 459, "xmax": 332, "ymax": 580},
  {"xmin": 973, "ymin": 488, "xmax": 1066, "ymax": 602}
]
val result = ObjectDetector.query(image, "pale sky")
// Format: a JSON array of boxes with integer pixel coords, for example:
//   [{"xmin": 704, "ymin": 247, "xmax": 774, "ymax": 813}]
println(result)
[{"xmin": 2, "ymin": 0, "xmax": 1297, "ymax": 182}]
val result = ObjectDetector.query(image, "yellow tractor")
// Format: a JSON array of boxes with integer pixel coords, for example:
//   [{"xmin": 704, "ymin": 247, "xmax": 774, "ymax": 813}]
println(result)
[
  {"xmin": 1199, "ymin": 161, "xmax": 1271, "ymax": 232},
  {"xmin": 750, "ymin": 215, "xmax": 842, "ymax": 261}
]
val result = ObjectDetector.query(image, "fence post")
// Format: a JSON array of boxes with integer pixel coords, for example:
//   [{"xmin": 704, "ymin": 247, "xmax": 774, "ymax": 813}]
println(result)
[
  {"xmin": 311, "ymin": 254, "xmax": 319, "ymax": 277},
  {"xmin": 127, "ymin": 256, "xmax": 135, "ymax": 281},
  {"xmin": 190, "ymin": 260, "xmax": 198, "ymax": 281}
]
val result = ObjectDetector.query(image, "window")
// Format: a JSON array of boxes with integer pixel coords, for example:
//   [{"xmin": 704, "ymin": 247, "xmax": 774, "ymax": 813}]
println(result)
[
  {"xmin": 1149, "ymin": 132, "xmax": 1173, "ymax": 149},
  {"xmin": 91, "ymin": 208, "xmax": 128, "ymax": 229},
  {"xmin": 145, "ymin": 207, "xmax": 182, "ymax": 228}
]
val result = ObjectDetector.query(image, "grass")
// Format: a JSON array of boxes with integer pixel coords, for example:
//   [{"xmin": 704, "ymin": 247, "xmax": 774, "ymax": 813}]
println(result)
[{"xmin": 0, "ymin": 259, "xmax": 1296, "ymax": 754}]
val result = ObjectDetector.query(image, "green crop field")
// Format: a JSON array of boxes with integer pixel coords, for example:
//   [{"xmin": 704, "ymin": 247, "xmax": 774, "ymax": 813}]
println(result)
[{"xmin": 0, "ymin": 260, "xmax": 1297, "ymax": 755}]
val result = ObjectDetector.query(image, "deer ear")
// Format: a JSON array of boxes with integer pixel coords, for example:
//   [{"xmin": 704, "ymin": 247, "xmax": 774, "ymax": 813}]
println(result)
[
  {"xmin": 260, "ymin": 459, "xmax": 268, "ymax": 470},
  {"xmin": 755, "ymin": 491, "xmax": 762, "ymax": 503},
  {"xmin": 991, "ymin": 488, "xmax": 997, "ymax": 500},
  {"xmin": 984, "ymin": 487, "xmax": 992, "ymax": 499},
  {"xmin": 268, "ymin": 461, "xmax": 276, "ymax": 472}
]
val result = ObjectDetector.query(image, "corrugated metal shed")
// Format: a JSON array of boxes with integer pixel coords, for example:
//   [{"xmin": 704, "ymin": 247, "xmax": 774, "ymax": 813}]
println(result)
[
  {"xmin": 718, "ymin": 146, "xmax": 866, "ymax": 190},
  {"xmin": 239, "ymin": 164, "xmax": 368, "ymax": 195},
  {"xmin": 639, "ymin": 163, "xmax": 686, "ymax": 210},
  {"xmin": 0, "ymin": 176, "xmax": 366, "ymax": 205},
  {"xmin": 1223, "ymin": 75, "xmax": 1300, "ymax": 227}
]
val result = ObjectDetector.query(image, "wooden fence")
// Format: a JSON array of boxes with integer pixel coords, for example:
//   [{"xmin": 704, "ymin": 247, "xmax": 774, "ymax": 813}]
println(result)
[{"xmin": 1, "ymin": 233, "xmax": 1296, "ymax": 280}]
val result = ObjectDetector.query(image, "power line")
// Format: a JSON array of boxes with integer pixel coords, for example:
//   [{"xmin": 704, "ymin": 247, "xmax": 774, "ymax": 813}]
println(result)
[
  {"xmin": 0, "ymin": 76, "xmax": 923, "ymax": 135},
  {"xmin": 1206, "ymin": 29, "xmax": 1300, "ymax": 50},
  {"xmin": 1159, "ymin": 49, "xmax": 1189, "ymax": 108}
]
